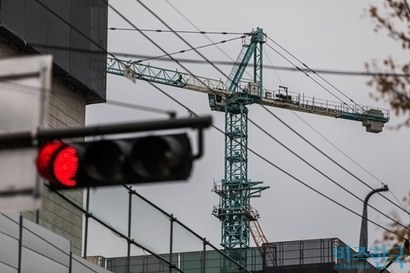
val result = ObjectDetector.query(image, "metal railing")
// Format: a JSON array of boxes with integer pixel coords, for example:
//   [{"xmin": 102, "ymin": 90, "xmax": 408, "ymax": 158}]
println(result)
[{"xmin": 53, "ymin": 185, "xmax": 252, "ymax": 273}]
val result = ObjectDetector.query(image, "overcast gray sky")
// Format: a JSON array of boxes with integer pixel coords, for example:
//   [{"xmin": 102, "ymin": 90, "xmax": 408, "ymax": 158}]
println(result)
[{"xmin": 85, "ymin": 1, "xmax": 409, "ymax": 270}]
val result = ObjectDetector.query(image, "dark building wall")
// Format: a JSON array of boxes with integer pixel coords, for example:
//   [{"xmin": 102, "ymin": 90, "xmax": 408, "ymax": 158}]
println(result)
[{"xmin": 0, "ymin": 0, "xmax": 108, "ymax": 104}]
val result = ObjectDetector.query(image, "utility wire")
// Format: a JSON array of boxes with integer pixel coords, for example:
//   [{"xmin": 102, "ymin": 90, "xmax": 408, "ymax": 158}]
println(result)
[
  {"xmin": 244, "ymin": 129, "xmax": 400, "ymax": 237},
  {"xmin": 109, "ymin": 27, "xmax": 250, "ymax": 36},
  {"xmin": 262, "ymin": 44, "xmax": 410, "ymax": 221},
  {"xmin": 121, "ymin": 0, "xmax": 407, "ymax": 236},
  {"xmin": 290, "ymin": 111, "xmax": 410, "ymax": 216},
  {"xmin": 18, "ymin": 42, "xmax": 409, "ymax": 78},
  {"xmin": 261, "ymin": 102, "xmax": 408, "ymax": 214},
  {"xmin": 255, "ymin": 106, "xmax": 409, "ymax": 231},
  {"xmin": 106, "ymin": 99, "xmax": 176, "ymax": 118},
  {"xmin": 173, "ymin": 5, "xmax": 408, "ymax": 222},
  {"xmin": 32, "ymin": 0, "xmax": 407, "ymax": 238},
  {"xmin": 141, "ymin": 0, "xmax": 410, "ymax": 218},
  {"xmin": 5, "ymin": 71, "xmax": 407, "ymax": 227},
  {"xmin": 263, "ymin": 43, "xmax": 404, "ymax": 215},
  {"xmin": 105, "ymin": 0, "xmax": 236, "ymax": 100},
  {"xmin": 261, "ymin": 46, "xmax": 408, "ymax": 221},
  {"xmin": 1, "ymin": 61, "xmax": 402, "ymax": 238},
  {"xmin": 133, "ymin": 0, "xmax": 237, "ymax": 90},
  {"xmin": 0, "ymin": 78, "xmax": 176, "ymax": 118},
  {"xmin": 260, "ymin": 22, "xmax": 407, "ymax": 218},
  {"xmin": 389, "ymin": 190, "xmax": 409, "ymax": 220},
  {"xmin": 136, "ymin": 35, "xmax": 244, "ymax": 63},
  {"xmin": 164, "ymin": 0, "xmax": 237, "ymax": 70},
  {"xmin": 45, "ymin": 0, "xmax": 406, "ymax": 225},
  {"xmin": 135, "ymin": 0, "xmax": 374, "ymax": 128},
  {"xmin": 148, "ymin": 76, "xmax": 401, "ymax": 237},
  {"xmin": 265, "ymin": 42, "xmax": 360, "ymax": 114},
  {"xmin": 129, "ymin": 0, "xmax": 405, "ymax": 236},
  {"xmin": 33, "ymin": 0, "xmax": 114, "ymax": 60}
]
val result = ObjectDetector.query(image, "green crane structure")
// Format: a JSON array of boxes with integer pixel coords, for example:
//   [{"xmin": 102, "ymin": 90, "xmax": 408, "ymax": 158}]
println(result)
[{"xmin": 106, "ymin": 27, "xmax": 390, "ymax": 267}]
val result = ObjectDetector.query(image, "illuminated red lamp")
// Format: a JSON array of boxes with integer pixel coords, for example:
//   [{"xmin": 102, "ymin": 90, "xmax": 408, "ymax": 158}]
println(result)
[
  {"xmin": 36, "ymin": 141, "xmax": 79, "ymax": 187},
  {"xmin": 35, "ymin": 134, "xmax": 194, "ymax": 189}
]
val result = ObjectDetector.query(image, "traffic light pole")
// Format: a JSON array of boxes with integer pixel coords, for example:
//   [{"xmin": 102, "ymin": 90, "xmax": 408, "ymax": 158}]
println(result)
[{"xmin": 0, "ymin": 116, "xmax": 212, "ymax": 156}]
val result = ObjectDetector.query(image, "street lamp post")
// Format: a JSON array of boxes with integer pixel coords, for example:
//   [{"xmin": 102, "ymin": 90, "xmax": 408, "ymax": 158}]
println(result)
[{"xmin": 357, "ymin": 185, "xmax": 389, "ymax": 273}]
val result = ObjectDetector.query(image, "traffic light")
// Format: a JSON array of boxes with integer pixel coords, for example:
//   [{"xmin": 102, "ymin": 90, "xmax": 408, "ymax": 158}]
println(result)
[{"xmin": 36, "ymin": 133, "xmax": 193, "ymax": 189}]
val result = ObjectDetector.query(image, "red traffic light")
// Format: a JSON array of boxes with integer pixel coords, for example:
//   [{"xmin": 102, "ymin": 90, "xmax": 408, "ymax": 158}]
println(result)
[
  {"xmin": 36, "ymin": 134, "xmax": 194, "ymax": 189},
  {"xmin": 36, "ymin": 141, "xmax": 79, "ymax": 187}
]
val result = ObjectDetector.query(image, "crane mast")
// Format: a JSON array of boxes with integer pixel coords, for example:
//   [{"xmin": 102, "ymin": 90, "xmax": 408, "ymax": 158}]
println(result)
[
  {"xmin": 106, "ymin": 27, "xmax": 390, "ymax": 269},
  {"xmin": 210, "ymin": 28, "xmax": 269, "ymax": 267}
]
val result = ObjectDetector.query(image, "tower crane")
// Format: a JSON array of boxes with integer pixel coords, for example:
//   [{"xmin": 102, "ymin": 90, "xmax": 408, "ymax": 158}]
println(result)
[{"xmin": 106, "ymin": 27, "xmax": 390, "ymax": 267}]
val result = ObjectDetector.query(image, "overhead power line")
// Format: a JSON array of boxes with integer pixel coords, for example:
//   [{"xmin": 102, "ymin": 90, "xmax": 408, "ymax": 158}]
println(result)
[
  {"xmin": 265, "ymin": 40, "xmax": 363, "ymax": 114},
  {"xmin": 164, "ymin": 0, "xmax": 236, "ymax": 65},
  {"xmin": 27, "ymin": 42, "xmax": 409, "ymax": 78},
  {"xmin": 258, "ymin": 105, "xmax": 410, "ymax": 225},
  {"xmin": 147, "ymin": 73, "xmax": 402, "ymax": 237},
  {"xmin": 129, "ymin": 0, "xmax": 407, "ymax": 236},
  {"xmin": 106, "ymin": 100, "xmax": 176, "ymax": 118},
  {"xmin": 32, "ymin": 0, "xmax": 407, "ymax": 239},
  {"xmin": 163, "ymin": 0, "xmax": 408, "ymax": 219},
  {"xmin": 115, "ymin": 0, "xmax": 408, "ymax": 236},
  {"xmin": 108, "ymin": 27, "xmax": 250, "ymax": 36},
  {"xmin": 135, "ymin": 36, "xmax": 244, "ymax": 63}
]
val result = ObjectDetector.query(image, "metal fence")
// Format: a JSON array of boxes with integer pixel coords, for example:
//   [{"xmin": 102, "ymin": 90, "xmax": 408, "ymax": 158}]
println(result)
[
  {"xmin": 262, "ymin": 238, "xmax": 387, "ymax": 273},
  {"xmin": 55, "ymin": 185, "xmax": 251, "ymax": 273},
  {"xmin": 104, "ymin": 248, "xmax": 263, "ymax": 273},
  {"xmin": 0, "ymin": 213, "xmax": 111, "ymax": 273}
]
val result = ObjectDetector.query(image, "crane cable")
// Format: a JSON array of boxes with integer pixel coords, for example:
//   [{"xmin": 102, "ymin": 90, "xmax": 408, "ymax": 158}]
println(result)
[
  {"xmin": 265, "ymin": 36, "xmax": 367, "ymax": 114},
  {"xmin": 135, "ymin": 35, "xmax": 244, "ymax": 63}
]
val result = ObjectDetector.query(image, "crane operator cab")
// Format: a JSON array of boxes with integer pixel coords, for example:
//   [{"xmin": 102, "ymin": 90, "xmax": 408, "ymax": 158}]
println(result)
[
  {"xmin": 247, "ymin": 82, "xmax": 259, "ymax": 96},
  {"xmin": 208, "ymin": 94, "xmax": 226, "ymax": 111}
]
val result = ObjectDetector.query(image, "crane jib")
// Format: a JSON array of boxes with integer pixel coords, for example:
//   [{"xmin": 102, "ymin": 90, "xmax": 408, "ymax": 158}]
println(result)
[{"xmin": 106, "ymin": 57, "xmax": 390, "ymax": 126}]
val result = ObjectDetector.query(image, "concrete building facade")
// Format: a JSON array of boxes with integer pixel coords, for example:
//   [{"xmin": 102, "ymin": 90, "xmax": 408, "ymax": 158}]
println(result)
[
  {"xmin": 25, "ymin": 67, "xmax": 87, "ymax": 256},
  {"xmin": 0, "ymin": 35, "xmax": 86, "ymax": 255}
]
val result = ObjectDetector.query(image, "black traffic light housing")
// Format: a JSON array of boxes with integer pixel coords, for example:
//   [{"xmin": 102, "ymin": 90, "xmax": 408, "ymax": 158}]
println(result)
[{"xmin": 37, "ymin": 133, "xmax": 193, "ymax": 189}]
